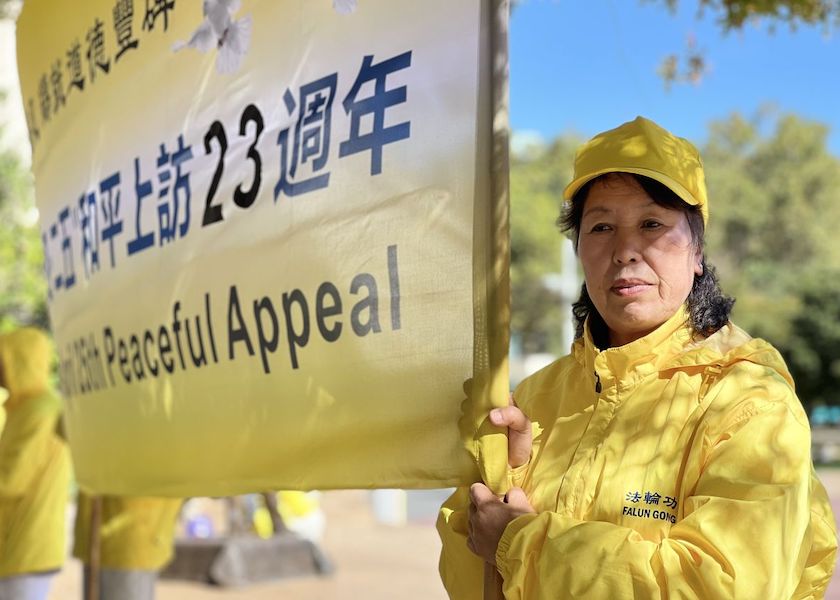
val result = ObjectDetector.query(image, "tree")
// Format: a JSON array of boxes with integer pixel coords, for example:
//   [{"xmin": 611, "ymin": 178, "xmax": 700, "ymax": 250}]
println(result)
[
  {"xmin": 702, "ymin": 110, "xmax": 840, "ymax": 407},
  {"xmin": 0, "ymin": 143, "xmax": 47, "ymax": 332},
  {"xmin": 508, "ymin": 113, "xmax": 840, "ymax": 408},
  {"xmin": 783, "ymin": 273, "xmax": 840, "ymax": 406},
  {"xmin": 0, "ymin": 0, "xmax": 20, "ymax": 20},
  {"xmin": 509, "ymin": 136, "xmax": 579, "ymax": 355},
  {"xmin": 514, "ymin": 0, "xmax": 840, "ymax": 27},
  {"xmin": 645, "ymin": 1, "xmax": 840, "ymax": 86},
  {"xmin": 0, "ymin": 2, "xmax": 43, "ymax": 331},
  {"xmin": 649, "ymin": 0, "xmax": 840, "ymax": 30}
]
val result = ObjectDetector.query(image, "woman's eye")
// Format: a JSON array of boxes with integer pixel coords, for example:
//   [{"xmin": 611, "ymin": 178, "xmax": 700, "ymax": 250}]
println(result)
[
  {"xmin": 589, "ymin": 223, "xmax": 612, "ymax": 233},
  {"xmin": 642, "ymin": 220, "xmax": 662, "ymax": 229}
]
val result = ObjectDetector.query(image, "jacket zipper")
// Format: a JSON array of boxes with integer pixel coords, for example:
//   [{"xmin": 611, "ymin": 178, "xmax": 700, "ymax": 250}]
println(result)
[{"xmin": 594, "ymin": 371, "xmax": 602, "ymax": 394}]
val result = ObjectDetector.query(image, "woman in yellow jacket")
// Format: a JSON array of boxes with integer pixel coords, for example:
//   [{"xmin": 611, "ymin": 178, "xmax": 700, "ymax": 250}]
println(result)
[
  {"xmin": 73, "ymin": 493, "xmax": 182, "ymax": 600},
  {"xmin": 0, "ymin": 328, "xmax": 71, "ymax": 600},
  {"xmin": 438, "ymin": 117, "xmax": 838, "ymax": 599}
]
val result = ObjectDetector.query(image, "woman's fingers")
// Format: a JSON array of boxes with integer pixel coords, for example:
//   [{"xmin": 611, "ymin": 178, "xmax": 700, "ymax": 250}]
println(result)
[
  {"xmin": 489, "ymin": 405, "xmax": 528, "ymax": 432},
  {"xmin": 489, "ymin": 404, "xmax": 532, "ymax": 468}
]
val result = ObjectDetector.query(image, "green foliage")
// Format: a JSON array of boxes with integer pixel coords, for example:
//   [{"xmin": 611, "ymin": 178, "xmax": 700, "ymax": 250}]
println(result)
[
  {"xmin": 509, "ymin": 136, "xmax": 579, "ymax": 354},
  {"xmin": 645, "ymin": 0, "xmax": 840, "ymax": 86},
  {"xmin": 650, "ymin": 0, "xmax": 840, "ymax": 30},
  {"xmin": 515, "ymin": 1, "xmax": 839, "ymax": 88},
  {"xmin": 0, "ymin": 146, "xmax": 47, "ymax": 333},
  {"xmin": 510, "ymin": 111, "xmax": 840, "ymax": 407},
  {"xmin": 0, "ymin": 0, "xmax": 20, "ymax": 20},
  {"xmin": 703, "ymin": 111, "xmax": 840, "ymax": 407},
  {"xmin": 657, "ymin": 34, "xmax": 706, "ymax": 90},
  {"xmin": 783, "ymin": 273, "xmax": 840, "ymax": 406},
  {"xmin": 0, "ymin": 0, "xmax": 42, "ymax": 329}
]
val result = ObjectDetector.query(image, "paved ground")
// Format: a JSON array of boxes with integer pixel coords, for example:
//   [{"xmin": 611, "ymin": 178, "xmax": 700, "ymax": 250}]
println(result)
[
  {"xmin": 819, "ymin": 468, "xmax": 840, "ymax": 600},
  {"xmin": 48, "ymin": 471, "xmax": 840, "ymax": 599},
  {"xmin": 49, "ymin": 489, "xmax": 449, "ymax": 600}
]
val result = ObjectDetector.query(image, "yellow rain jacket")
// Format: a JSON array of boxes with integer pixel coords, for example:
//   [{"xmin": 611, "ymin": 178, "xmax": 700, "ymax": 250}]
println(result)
[
  {"xmin": 0, "ymin": 328, "xmax": 70, "ymax": 577},
  {"xmin": 73, "ymin": 494, "xmax": 183, "ymax": 570},
  {"xmin": 438, "ymin": 307, "xmax": 837, "ymax": 599}
]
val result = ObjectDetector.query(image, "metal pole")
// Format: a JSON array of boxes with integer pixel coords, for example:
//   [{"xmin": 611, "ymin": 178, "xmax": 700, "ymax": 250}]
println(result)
[
  {"xmin": 484, "ymin": 0, "xmax": 510, "ymax": 595},
  {"xmin": 86, "ymin": 495, "xmax": 102, "ymax": 600},
  {"xmin": 560, "ymin": 237, "xmax": 580, "ymax": 351}
]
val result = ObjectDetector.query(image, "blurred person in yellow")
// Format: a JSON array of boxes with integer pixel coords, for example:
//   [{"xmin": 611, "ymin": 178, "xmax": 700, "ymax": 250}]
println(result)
[
  {"xmin": 0, "ymin": 328, "xmax": 71, "ymax": 600},
  {"xmin": 438, "ymin": 116, "xmax": 838, "ymax": 599},
  {"xmin": 73, "ymin": 494, "xmax": 182, "ymax": 600},
  {"xmin": 252, "ymin": 491, "xmax": 326, "ymax": 542}
]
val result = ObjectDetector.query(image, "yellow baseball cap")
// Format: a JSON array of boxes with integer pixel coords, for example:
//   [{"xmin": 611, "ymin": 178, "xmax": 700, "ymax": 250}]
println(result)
[{"xmin": 563, "ymin": 116, "xmax": 708, "ymax": 224}]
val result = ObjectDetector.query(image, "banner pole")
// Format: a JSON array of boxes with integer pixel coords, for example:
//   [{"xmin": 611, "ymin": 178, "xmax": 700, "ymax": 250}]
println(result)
[
  {"xmin": 87, "ymin": 495, "xmax": 103, "ymax": 600},
  {"xmin": 483, "ymin": 0, "xmax": 510, "ymax": 597}
]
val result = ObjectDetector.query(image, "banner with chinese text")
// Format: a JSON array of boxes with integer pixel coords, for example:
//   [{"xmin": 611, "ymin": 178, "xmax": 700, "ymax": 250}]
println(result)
[{"xmin": 16, "ymin": 0, "xmax": 510, "ymax": 496}]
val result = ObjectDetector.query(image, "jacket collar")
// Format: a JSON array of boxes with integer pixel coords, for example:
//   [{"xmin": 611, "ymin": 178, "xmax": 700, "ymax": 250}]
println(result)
[{"xmin": 573, "ymin": 305, "xmax": 694, "ymax": 388}]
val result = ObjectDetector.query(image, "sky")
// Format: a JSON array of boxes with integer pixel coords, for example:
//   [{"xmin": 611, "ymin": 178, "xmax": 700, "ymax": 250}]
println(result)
[
  {"xmin": 0, "ymin": 20, "xmax": 28, "ymax": 158},
  {"xmin": 509, "ymin": 0, "xmax": 840, "ymax": 155},
  {"xmin": 2, "ymin": 2, "xmax": 838, "ymax": 159}
]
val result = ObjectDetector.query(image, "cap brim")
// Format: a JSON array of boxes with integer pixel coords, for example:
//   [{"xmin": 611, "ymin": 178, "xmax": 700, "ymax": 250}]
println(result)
[{"xmin": 563, "ymin": 167, "xmax": 707, "ymax": 223}]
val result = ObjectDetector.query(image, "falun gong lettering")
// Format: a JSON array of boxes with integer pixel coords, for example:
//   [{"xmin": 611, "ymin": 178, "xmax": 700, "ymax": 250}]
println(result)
[{"xmin": 623, "ymin": 490, "xmax": 679, "ymax": 524}]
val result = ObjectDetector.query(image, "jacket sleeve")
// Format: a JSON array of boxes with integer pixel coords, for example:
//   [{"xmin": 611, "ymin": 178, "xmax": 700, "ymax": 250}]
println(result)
[
  {"xmin": 437, "ymin": 369, "xmax": 544, "ymax": 599},
  {"xmin": 495, "ymin": 399, "xmax": 822, "ymax": 600},
  {"xmin": 437, "ymin": 486, "xmax": 486, "ymax": 600},
  {"xmin": 437, "ymin": 462, "xmax": 532, "ymax": 599},
  {"xmin": 0, "ymin": 400, "xmax": 58, "ymax": 497}
]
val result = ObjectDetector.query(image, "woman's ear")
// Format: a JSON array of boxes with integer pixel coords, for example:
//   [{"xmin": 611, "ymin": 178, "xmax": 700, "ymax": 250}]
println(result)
[{"xmin": 694, "ymin": 252, "xmax": 704, "ymax": 277}]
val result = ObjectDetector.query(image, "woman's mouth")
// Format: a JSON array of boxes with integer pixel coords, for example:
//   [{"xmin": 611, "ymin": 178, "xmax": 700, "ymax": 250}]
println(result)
[{"xmin": 611, "ymin": 280, "xmax": 652, "ymax": 296}]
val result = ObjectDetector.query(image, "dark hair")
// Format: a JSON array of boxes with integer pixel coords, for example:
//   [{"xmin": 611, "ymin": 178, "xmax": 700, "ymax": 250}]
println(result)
[{"xmin": 559, "ymin": 172, "xmax": 734, "ymax": 344}]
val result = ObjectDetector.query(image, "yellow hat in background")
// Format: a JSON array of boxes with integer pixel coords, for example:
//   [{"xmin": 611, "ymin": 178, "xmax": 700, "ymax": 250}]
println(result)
[{"xmin": 563, "ymin": 116, "xmax": 709, "ymax": 224}]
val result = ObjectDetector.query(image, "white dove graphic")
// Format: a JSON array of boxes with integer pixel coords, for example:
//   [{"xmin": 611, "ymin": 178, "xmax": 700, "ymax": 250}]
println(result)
[
  {"xmin": 333, "ymin": 0, "xmax": 357, "ymax": 15},
  {"xmin": 173, "ymin": 0, "xmax": 252, "ymax": 75}
]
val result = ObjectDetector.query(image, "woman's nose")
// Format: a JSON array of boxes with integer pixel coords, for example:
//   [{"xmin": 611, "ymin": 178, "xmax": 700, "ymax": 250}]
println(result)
[{"xmin": 612, "ymin": 232, "xmax": 641, "ymax": 264}]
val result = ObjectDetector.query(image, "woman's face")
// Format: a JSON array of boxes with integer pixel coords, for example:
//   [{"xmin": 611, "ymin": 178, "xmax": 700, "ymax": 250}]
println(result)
[{"xmin": 577, "ymin": 175, "xmax": 702, "ymax": 347}]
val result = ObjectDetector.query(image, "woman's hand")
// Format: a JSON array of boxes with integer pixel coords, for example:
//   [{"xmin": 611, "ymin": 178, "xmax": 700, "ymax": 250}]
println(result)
[
  {"xmin": 489, "ymin": 396, "xmax": 532, "ymax": 468},
  {"xmin": 467, "ymin": 484, "xmax": 535, "ymax": 565}
]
